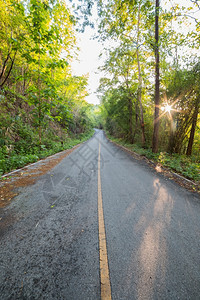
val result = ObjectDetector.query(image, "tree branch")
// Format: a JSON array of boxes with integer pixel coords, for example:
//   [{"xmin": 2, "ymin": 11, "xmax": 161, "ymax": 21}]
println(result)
[
  {"xmin": 175, "ymin": 13, "xmax": 200, "ymax": 25},
  {"xmin": 190, "ymin": 0, "xmax": 200, "ymax": 10},
  {"xmin": 0, "ymin": 53, "xmax": 11, "ymax": 81},
  {"xmin": 0, "ymin": 50, "xmax": 17, "ymax": 89}
]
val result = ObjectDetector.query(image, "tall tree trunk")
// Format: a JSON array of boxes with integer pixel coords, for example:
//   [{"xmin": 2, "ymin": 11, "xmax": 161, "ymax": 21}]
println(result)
[
  {"xmin": 0, "ymin": 53, "xmax": 10, "ymax": 81},
  {"xmin": 136, "ymin": 0, "xmax": 145, "ymax": 147},
  {"xmin": 22, "ymin": 66, "xmax": 26, "ymax": 96},
  {"xmin": 133, "ymin": 101, "xmax": 139, "ymax": 141},
  {"xmin": 167, "ymin": 113, "xmax": 175, "ymax": 153},
  {"xmin": 38, "ymin": 43, "xmax": 42, "ymax": 147},
  {"xmin": 186, "ymin": 99, "xmax": 199, "ymax": 156},
  {"xmin": 152, "ymin": 0, "xmax": 160, "ymax": 153},
  {"xmin": 125, "ymin": 69, "xmax": 133, "ymax": 143},
  {"xmin": 128, "ymin": 97, "xmax": 133, "ymax": 143}
]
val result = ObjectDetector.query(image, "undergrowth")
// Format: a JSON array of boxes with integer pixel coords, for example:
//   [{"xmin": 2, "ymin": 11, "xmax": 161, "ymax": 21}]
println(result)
[
  {"xmin": 0, "ymin": 130, "xmax": 94, "ymax": 177},
  {"xmin": 107, "ymin": 134, "xmax": 200, "ymax": 183}
]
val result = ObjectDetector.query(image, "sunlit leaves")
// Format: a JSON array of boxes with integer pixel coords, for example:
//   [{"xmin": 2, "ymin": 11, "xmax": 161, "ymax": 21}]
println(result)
[{"xmin": 0, "ymin": 0, "xmax": 91, "ymax": 144}]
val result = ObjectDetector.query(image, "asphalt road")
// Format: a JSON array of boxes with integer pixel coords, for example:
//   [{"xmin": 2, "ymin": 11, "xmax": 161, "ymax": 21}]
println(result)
[{"xmin": 0, "ymin": 130, "xmax": 200, "ymax": 299}]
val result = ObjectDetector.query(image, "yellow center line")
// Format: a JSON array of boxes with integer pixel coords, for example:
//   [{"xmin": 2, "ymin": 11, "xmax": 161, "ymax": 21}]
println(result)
[{"xmin": 98, "ymin": 142, "xmax": 112, "ymax": 300}]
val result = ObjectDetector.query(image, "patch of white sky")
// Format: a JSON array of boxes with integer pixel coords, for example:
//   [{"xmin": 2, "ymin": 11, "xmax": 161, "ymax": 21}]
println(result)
[
  {"xmin": 69, "ymin": 0, "xmax": 199, "ymax": 105},
  {"xmin": 70, "ymin": 3, "xmax": 104, "ymax": 105},
  {"xmin": 71, "ymin": 26, "xmax": 103, "ymax": 105}
]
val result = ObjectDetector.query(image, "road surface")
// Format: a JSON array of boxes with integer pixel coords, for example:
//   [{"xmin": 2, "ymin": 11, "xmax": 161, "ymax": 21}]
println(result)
[{"xmin": 0, "ymin": 130, "xmax": 200, "ymax": 299}]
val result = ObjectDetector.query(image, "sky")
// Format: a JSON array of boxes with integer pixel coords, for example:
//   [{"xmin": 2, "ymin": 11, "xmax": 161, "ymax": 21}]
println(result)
[{"xmin": 71, "ymin": 27, "xmax": 103, "ymax": 105}]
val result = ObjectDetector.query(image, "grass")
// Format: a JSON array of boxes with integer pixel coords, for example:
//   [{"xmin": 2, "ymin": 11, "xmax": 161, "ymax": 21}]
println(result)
[
  {"xmin": 107, "ymin": 134, "xmax": 200, "ymax": 183},
  {"xmin": 0, "ymin": 129, "xmax": 94, "ymax": 178}
]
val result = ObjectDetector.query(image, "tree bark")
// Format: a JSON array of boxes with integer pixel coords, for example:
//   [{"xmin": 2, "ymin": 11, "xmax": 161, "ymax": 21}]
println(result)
[
  {"xmin": 38, "ymin": 43, "xmax": 42, "ymax": 147},
  {"xmin": 152, "ymin": 0, "xmax": 160, "ymax": 153},
  {"xmin": 0, "ymin": 51, "xmax": 17, "ymax": 89},
  {"xmin": 167, "ymin": 113, "xmax": 175, "ymax": 153},
  {"xmin": 128, "ymin": 97, "xmax": 133, "ymax": 143},
  {"xmin": 136, "ymin": 0, "xmax": 145, "ymax": 147},
  {"xmin": 0, "ymin": 53, "xmax": 10, "ymax": 81},
  {"xmin": 186, "ymin": 98, "xmax": 199, "ymax": 156},
  {"xmin": 125, "ymin": 68, "xmax": 133, "ymax": 143},
  {"xmin": 133, "ymin": 101, "xmax": 139, "ymax": 141}
]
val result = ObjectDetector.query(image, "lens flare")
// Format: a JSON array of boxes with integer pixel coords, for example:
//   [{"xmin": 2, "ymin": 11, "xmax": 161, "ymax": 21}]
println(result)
[{"xmin": 165, "ymin": 104, "xmax": 172, "ymax": 113}]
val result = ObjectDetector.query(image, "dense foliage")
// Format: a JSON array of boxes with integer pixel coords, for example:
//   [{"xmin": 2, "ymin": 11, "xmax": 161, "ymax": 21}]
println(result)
[
  {"xmin": 0, "ymin": 0, "xmax": 95, "ymax": 175},
  {"xmin": 96, "ymin": 0, "xmax": 200, "ymax": 161}
]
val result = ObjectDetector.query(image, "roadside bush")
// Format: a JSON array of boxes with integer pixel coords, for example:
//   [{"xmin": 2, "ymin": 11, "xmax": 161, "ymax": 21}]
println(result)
[{"xmin": 0, "ymin": 129, "xmax": 94, "ymax": 176}]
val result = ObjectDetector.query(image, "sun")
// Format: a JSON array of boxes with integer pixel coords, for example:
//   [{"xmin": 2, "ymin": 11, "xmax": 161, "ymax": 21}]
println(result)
[
  {"xmin": 161, "ymin": 103, "xmax": 172, "ymax": 113},
  {"xmin": 165, "ymin": 104, "xmax": 172, "ymax": 113}
]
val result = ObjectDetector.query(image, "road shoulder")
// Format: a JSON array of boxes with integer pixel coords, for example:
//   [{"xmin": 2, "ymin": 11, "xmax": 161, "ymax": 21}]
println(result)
[
  {"xmin": 107, "ymin": 137, "xmax": 200, "ymax": 196},
  {"xmin": 0, "ymin": 144, "xmax": 81, "ymax": 208}
]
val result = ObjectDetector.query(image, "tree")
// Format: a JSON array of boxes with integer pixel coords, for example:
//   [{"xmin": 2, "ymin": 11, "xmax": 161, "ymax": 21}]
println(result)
[
  {"xmin": 152, "ymin": 0, "xmax": 160, "ymax": 153},
  {"xmin": 0, "ymin": 0, "xmax": 92, "ymax": 157},
  {"xmin": 96, "ymin": 0, "xmax": 155, "ymax": 144},
  {"xmin": 164, "ymin": 61, "xmax": 200, "ymax": 155},
  {"xmin": 186, "ymin": 97, "xmax": 199, "ymax": 155},
  {"xmin": 0, "ymin": 0, "xmax": 26, "ymax": 89},
  {"xmin": 136, "ymin": 0, "xmax": 145, "ymax": 146}
]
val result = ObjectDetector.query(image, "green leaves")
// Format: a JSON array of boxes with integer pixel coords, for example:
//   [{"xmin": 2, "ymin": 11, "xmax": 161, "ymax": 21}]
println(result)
[{"xmin": 0, "ymin": 0, "xmax": 96, "ymax": 177}]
